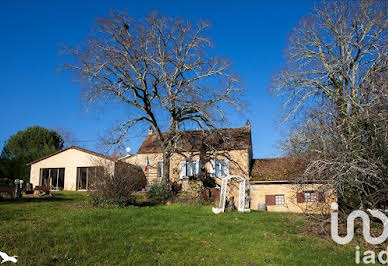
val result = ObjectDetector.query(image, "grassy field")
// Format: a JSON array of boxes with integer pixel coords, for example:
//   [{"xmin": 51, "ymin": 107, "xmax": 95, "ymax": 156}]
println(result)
[{"xmin": 0, "ymin": 192, "xmax": 355, "ymax": 265}]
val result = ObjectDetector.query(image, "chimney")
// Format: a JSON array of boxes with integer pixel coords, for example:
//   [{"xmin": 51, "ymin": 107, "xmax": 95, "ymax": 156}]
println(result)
[
  {"xmin": 148, "ymin": 126, "xmax": 154, "ymax": 135},
  {"xmin": 245, "ymin": 120, "xmax": 251, "ymax": 129}
]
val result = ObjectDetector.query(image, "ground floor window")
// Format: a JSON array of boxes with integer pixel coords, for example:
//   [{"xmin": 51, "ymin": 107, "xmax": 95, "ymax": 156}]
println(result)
[
  {"xmin": 179, "ymin": 161, "xmax": 200, "ymax": 178},
  {"xmin": 39, "ymin": 168, "xmax": 65, "ymax": 190},
  {"xmin": 304, "ymin": 191, "xmax": 317, "ymax": 202},
  {"xmin": 275, "ymin": 194, "xmax": 285, "ymax": 205},
  {"xmin": 77, "ymin": 167, "xmax": 103, "ymax": 190},
  {"xmin": 157, "ymin": 162, "xmax": 163, "ymax": 179},
  {"xmin": 265, "ymin": 194, "xmax": 285, "ymax": 206},
  {"xmin": 215, "ymin": 159, "xmax": 229, "ymax": 177}
]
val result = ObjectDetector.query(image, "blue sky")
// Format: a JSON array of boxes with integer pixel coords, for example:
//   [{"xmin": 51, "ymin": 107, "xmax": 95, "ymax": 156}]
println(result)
[{"xmin": 0, "ymin": 0, "xmax": 314, "ymax": 158}]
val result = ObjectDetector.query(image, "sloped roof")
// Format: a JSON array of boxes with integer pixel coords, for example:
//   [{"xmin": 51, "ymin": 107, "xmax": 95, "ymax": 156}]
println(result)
[
  {"xmin": 137, "ymin": 126, "xmax": 251, "ymax": 154},
  {"xmin": 250, "ymin": 157, "xmax": 306, "ymax": 182},
  {"xmin": 27, "ymin": 146, "xmax": 114, "ymax": 165}
]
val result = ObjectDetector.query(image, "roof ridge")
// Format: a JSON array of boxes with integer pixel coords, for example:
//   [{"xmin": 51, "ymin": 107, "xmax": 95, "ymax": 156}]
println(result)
[
  {"xmin": 252, "ymin": 156, "xmax": 293, "ymax": 160},
  {"xmin": 180, "ymin": 126, "xmax": 249, "ymax": 133},
  {"xmin": 149, "ymin": 126, "xmax": 250, "ymax": 135},
  {"xmin": 27, "ymin": 146, "xmax": 113, "ymax": 165}
]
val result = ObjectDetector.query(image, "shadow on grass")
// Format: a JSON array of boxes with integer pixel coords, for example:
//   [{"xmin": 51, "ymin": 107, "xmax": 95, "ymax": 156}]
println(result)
[
  {"xmin": 0, "ymin": 192, "xmax": 87, "ymax": 205},
  {"xmin": 134, "ymin": 200, "xmax": 156, "ymax": 207},
  {"xmin": 1, "ymin": 191, "xmax": 160, "ymax": 208},
  {"xmin": 0, "ymin": 197, "xmax": 73, "ymax": 205}
]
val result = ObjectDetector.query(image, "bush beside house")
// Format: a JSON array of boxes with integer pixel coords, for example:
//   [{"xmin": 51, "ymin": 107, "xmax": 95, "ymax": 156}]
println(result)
[
  {"xmin": 147, "ymin": 182, "xmax": 171, "ymax": 204},
  {"xmin": 90, "ymin": 162, "xmax": 146, "ymax": 207}
]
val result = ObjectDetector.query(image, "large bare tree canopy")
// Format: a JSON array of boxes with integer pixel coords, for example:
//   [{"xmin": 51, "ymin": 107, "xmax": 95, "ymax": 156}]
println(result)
[
  {"xmin": 65, "ymin": 11, "xmax": 243, "ymax": 181},
  {"xmin": 273, "ymin": 0, "xmax": 387, "ymax": 121},
  {"xmin": 272, "ymin": 0, "xmax": 388, "ymax": 211}
]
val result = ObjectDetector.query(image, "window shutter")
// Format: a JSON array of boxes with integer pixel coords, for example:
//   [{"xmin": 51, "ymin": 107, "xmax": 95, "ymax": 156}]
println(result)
[
  {"xmin": 190, "ymin": 161, "xmax": 194, "ymax": 176},
  {"xmin": 224, "ymin": 159, "xmax": 230, "ymax": 176},
  {"xmin": 187, "ymin": 162, "xmax": 192, "ymax": 176},
  {"xmin": 215, "ymin": 160, "xmax": 220, "ymax": 177},
  {"xmin": 318, "ymin": 192, "xmax": 325, "ymax": 203},
  {"xmin": 179, "ymin": 161, "xmax": 186, "ymax": 179},
  {"xmin": 196, "ymin": 160, "xmax": 201, "ymax": 175},
  {"xmin": 296, "ymin": 192, "xmax": 305, "ymax": 203},
  {"xmin": 157, "ymin": 163, "xmax": 161, "ymax": 178},
  {"xmin": 157, "ymin": 162, "xmax": 163, "ymax": 178},
  {"xmin": 210, "ymin": 159, "xmax": 215, "ymax": 176},
  {"xmin": 265, "ymin": 195, "xmax": 275, "ymax": 206},
  {"xmin": 192, "ymin": 161, "xmax": 197, "ymax": 176}
]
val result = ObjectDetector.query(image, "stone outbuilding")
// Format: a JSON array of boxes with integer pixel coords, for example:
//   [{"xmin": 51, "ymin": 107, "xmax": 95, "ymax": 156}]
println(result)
[{"xmin": 249, "ymin": 157, "xmax": 336, "ymax": 213}]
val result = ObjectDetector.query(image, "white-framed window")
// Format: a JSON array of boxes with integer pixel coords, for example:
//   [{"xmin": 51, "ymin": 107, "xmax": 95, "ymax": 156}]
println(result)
[
  {"xmin": 180, "ymin": 160, "xmax": 200, "ymax": 179},
  {"xmin": 275, "ymin": 194, "xmax": 285, "ymax": 205},
  {"xmin": 215, "ymin": 159, "xmax": 229, "ymax": 177},
  {"xmin": 186, "ymin": 161, "xmax": 196, "ymax": 177},
  {"xmin": 304, "ymin": 191, "xmax": 317, "ymax": 202}
]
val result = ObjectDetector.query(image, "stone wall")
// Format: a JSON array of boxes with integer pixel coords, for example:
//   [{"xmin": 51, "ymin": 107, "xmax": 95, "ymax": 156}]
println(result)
[
  {"xmin": 180, "ymin": 177, "xmax": 203, "ymax": 198},
  {"xmin": 249, "ymin": 183, "xmax": 336, "ymax": 213},
  {"xmin": 124, "ymin": 149, "xmax": 250, "ymax": 206},
  {"xmin": 124, "ymin": 153, "xmax": 163, "ymax": 184},
  {"xmin": 124, "ymin": 149, "xmax": 250, "ymax": 181}
]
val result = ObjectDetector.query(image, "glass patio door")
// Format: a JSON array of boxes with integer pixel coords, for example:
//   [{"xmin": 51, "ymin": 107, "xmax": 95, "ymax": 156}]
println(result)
[
  {"xmin": 77, "ymin": 167, "xmax": 88, "ymax": 190},
  {"xmin": 77, "ymin": 167, "xmax": 103, "ymax": 190},
  {"xmin": 39, "ymin": 168, "xmax": 65, "ymax": 190}
]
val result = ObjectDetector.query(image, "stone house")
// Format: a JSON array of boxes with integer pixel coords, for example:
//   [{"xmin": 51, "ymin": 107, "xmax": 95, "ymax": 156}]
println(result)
[
  {"xmin": 123, "ymin": 122, "xmax": 253, "ymax": 206},
  {"xmin": 124, "ymin": 122, "xmax": 335, "ymax": 213},
  {"xmin": 123, "ymin": 122, "xmax": 253, "ymax": 183}
]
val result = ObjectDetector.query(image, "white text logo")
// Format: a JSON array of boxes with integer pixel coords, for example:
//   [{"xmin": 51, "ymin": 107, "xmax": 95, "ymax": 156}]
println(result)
[
  {"xmin": 330, "ymin": 202, "xmax": 388, "ymax": 245},
  {"xmin": 0, "ymin": 250, "xmax": 17, "ymax": 264}
]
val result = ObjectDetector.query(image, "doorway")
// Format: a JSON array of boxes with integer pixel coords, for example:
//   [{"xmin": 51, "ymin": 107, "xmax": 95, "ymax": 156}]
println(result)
[
  {"xmin": 39, "ymin": 168, "xmax": 65, "ymax": 190},
  {"xmin": 77, "ymin": 167, "xmax": 102, "ymax": 190}
]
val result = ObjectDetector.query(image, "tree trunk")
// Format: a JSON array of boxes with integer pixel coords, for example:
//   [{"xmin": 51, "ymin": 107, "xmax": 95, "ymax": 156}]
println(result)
[
  {"xmin": 162, "ymin": 151, "xmax": 171, "ymax": 182},
  {"xmin": 199, "ymin": 145, "xmax": 207, "ymax": 178}
]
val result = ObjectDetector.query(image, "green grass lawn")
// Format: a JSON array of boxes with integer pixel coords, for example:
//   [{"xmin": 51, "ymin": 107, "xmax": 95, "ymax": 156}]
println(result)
[{"xmin": 0, "ymin": 192, "xmax": 355, "ymax": 265}]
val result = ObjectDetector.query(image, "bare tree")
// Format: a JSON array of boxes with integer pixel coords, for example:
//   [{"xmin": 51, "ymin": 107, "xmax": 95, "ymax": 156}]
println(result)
[
  {"xmin": 64, "ymin": 11, "xmax": 243, "ymax": 181},
  {"xmin": 54, "ymin": 127, "xmax": 79, "ymax": 148},
  {"xmin": 272, "ymin": 0, "xmax": 388, "ymax": 211}
]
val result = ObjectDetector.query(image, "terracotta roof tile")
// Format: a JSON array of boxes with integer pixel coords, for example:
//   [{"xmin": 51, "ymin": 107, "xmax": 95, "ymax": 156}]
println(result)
[
  {"xmin": 250, "ymin": 157, "xmax": 306, "ymax": 182},
  {"xmin": 137, "ymin": 126, "xmax": 251, "ymax": 154}
]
